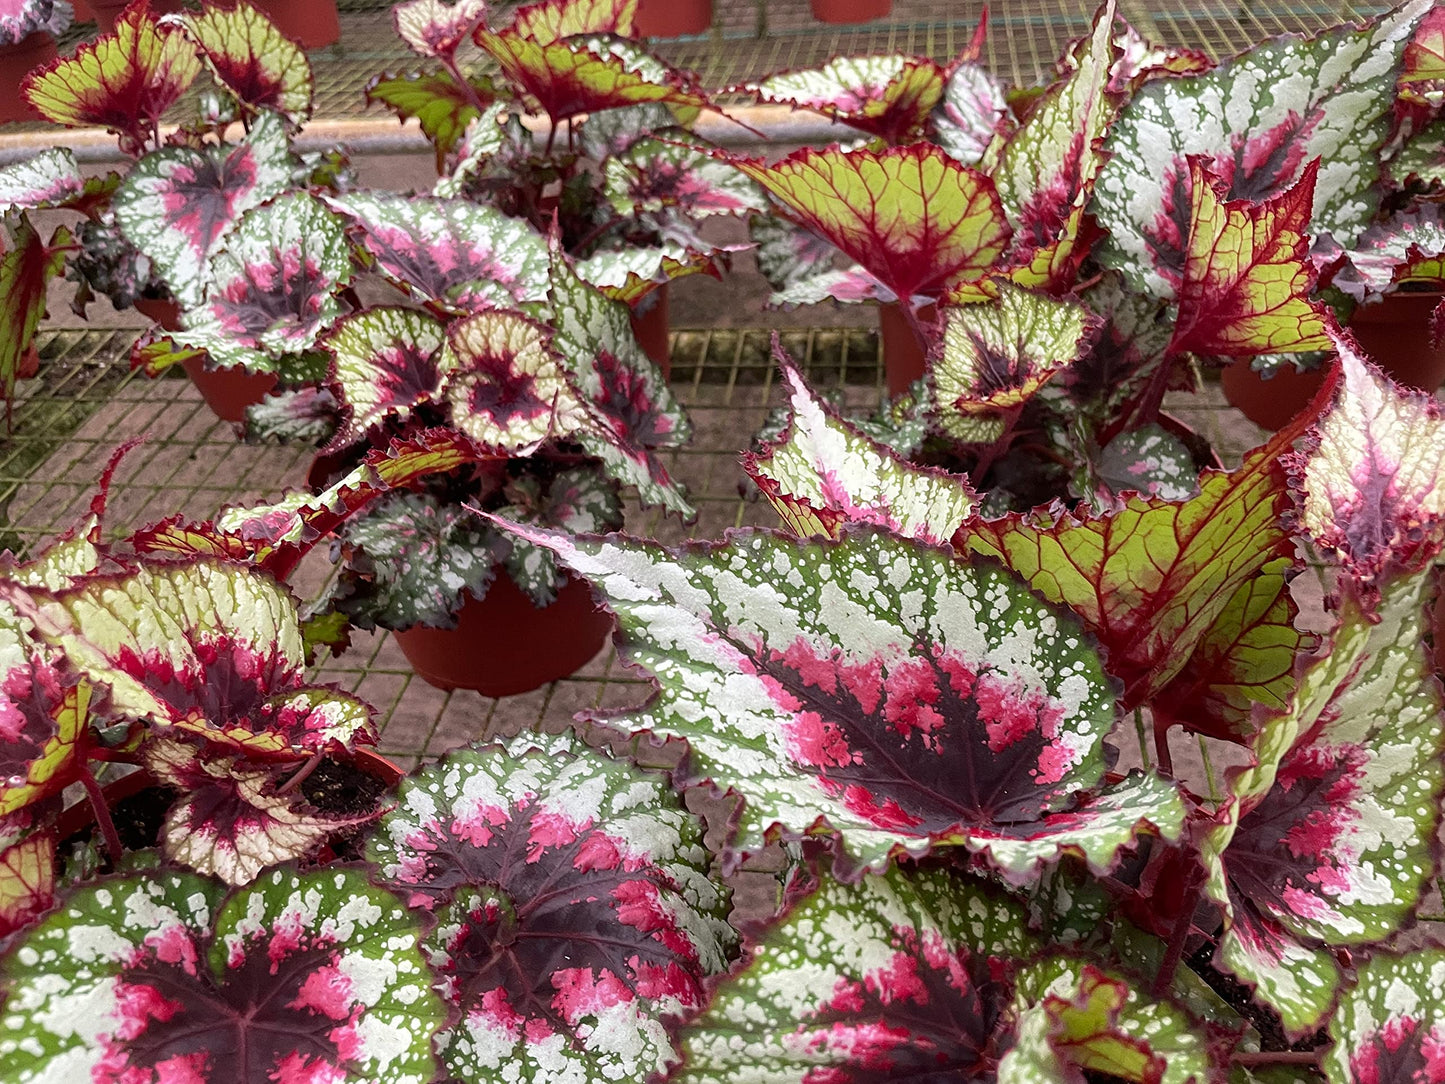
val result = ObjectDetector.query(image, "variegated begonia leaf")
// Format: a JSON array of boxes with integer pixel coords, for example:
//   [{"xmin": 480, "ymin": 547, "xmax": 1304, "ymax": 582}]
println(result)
[
  {"xmin": 960, "ymin": 414, "xmax": 1311, "ymax": 712},
  {"xmin": 20, "ymin": 0, "xmax": 201, "ymax": 157},
  {"xmin": 0, "ymin": 218, "xmax": 69, "ymax": 414},
  {"xmin": 366, "ymin": 69, "xmax": 496, "ymax": 168},
  {"xmin": 1388, "ymin": 117, "xmax": 1445, "ymax": 188},
  {"xmin": 750, "ymin": 54, "xmax": 947, "ymax": 145},
  {"xmin": 1102, "ymin": 19, "xmax": 1213, "ymax": 91},
  {"xmin": 744, "ymin": 353, "xmax": 976, "ymax": 544},
  {"xmin": 1055, "ymin": 271, "xmax": 1175, "ymax": 428},
  {"xmin": 112, "ymin": 109, "xmax": 294, "ymax": 310},
  {"xmin": 36, "ymin": 560, "xmax": 376, "ymax": 756},
  {"xmin": 933, "ymin": 284, "xmax": 1099, "ymax": 445},
  {"xmin": 175, "ymin": 0, "xmax": 314, "ymax": 125},
  {"xmin": 143, "ymin": 736, "xmax": 378, "ymax": 886},
  {"xmin": 1094, "ymin": 0, "xmax": 1434, "ymax": 297},
  {"xmin": 507, "ymin": 0, "xmax": 637, "ymax": 43},
  {"xmin": 1324, "ymin": 950, "xmax": 1445, "ymax": 1084},
  {"xmin": 0, "ymin": 821, "xmax": 54, "ymax": 939},
  {"xmin": 749, "ymin": 213, "xmax": 852, "ymax": 306},
  {"xmin": 504, "ymin": 523, "xmax": 1189, "ymax": 880},
  {"xmin": 163, "ymin": 192, "xmax": 353, "ymax": 375},
  {"xmin": 1332, "ymin": 204, "xmax": 1445, "ymax": 303},
  {"xmin": 932, "ymin": 60, "xmax": 1013, "ymax": 168},
  {"xmin": 241, "ymin": 385, "xmax": 339, "ymax": 444},
  {"xmin": 734, "ymin": 143, "xmax": 1012, "ymax": 304},
  {"xmin": 0, "ymin": 0, "xmax": 57, "ymax": 45},
  {"xmin": 671, "ymin": 863, "xmax": 1036, "ymax": 1084},
  {"xmin": 1001, "ymin": 959, "xmax": 1224, "ymax": 1084},
  {"xmin": 603, "ymin": 135, "xmax": 770, "ymax": 227},
  {"xmin": 576, "ymin": 241, "xmax": 717, "ymax": 304},
  {"xmin": 1295, "ymin": 336, "xmax": 1445, "ymax": 592},
  {"xmin": 1095, "ymin": 423, "xmax": 1199, "ymax": 502},
  {"xmin": 322, "ymin": 305, "xmax": 447, "ymax": 450},
  {"xmin": 394, "ymin": 0, "xmax": 487, "ymax": 59},
  {"xmin": 1201, "ymin": 569, "xmax": 1445, "ymax": 1036},
  {"xmin": 0, "ymin": 148, "xmax": 82, "ymax": 215},
  {"xmin": 576, "ymin": 101, "xmax": 677, "ymax": 160},
  {"xmin": 440, "ymin": 307, "xmax": 583, "ymax": 453},
  {"xmin": 989, "ymin": 0, "xmax": 1117, "ymax": 284},
  {"xmin": 475, "ymin": 30, "xmax": 707, "ymax": 126},
  {"xmin": 547, "ymin": 242, "xmax": 694, "ymax": 516},
  {"xmin": 1167, "ymin": 158, "xmax": 1333, "ymax": 357},
  {"xmin": 325, "ymin": 191, "xmax": 552, "ymax": 313},
  {"xmin": 333, "ymin": 489, "xmax": 499, "ymax": 631},
  {"xmin": 0, "ymin": 867, "xmax": 445, "ymax": 1084},
  {"xmin": 366, "ymin": 731, "xmax": 734, "ymax": 1084},
  {"xmin": 495, "ymin": 465, "xmax": 623, "ymax": 605}
]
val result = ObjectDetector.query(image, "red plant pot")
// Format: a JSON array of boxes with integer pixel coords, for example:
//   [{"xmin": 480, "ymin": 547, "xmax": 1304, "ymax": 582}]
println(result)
[
  {"xmin": 0, "ymin": 33, "xmax": 56, "ymax": 124},
  {"xmin": 133, "ymin": 296, "xmax": 181, "ymax": 330},
  {"xmin": 629, "ymin": 285, "xmax": 671, "ymax": 378},
  {"xmin": 879, "ymin": 302, "xmax": 935, "ymax": 397},
  {"xmin": 180, "ymin": 357, "xmax": 279, "ymax": 424},
  {"xmin": 634, "ymin": 0, "xmax": 712, "ymax": 36},
  {"xmin": 251, "ymin": 0, "xmax": 340, "ymax": 49},
  {"xmin": 809, "ymin": 0, "xmax": 891, "ymax": 24},
  {"xmin": 392, "ymin": 572, "xmax": 614, "ymax": 696},
  {"xmin": 1217, "ymin": 358, "xmax": 1327, "ymax": 432}
]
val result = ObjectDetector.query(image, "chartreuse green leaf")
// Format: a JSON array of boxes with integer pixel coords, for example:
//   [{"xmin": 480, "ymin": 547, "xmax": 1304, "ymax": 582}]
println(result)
[
  {"xmin": 1167, "ymin": 159, "xmax": 1333, "ymax": 357},
  {"xmin": 367, "ymin": 731, "xmax": 733, "ymax": 1084},
  {"xmin": 322, "ymin": 306, "xmax": 447, "ymax": 449},
  {"xmin": 750, "ymin": 54, "xmax": 947, "ymax": 144},
  {"xmin": 113, "ymin": 109, "xmax": 294, "ymax": 310},
  {"xmin": 1001, "ymin": 959, "xmax": 1222, "ymax": 1084},
  {"xmin": 0, "ymin": 868, "xmax": 444, "ymax": 1083},
  {"xmin": 734, "ymin": 143, "xmax": 1012, "ymax": 304},
  {"xmin": 509, "ymin": 0, "xmax": 637, "ymax": 43},
  {"xmin": 0, "ymin": 218, "xmax": 69, "ymax": 411},
  {"xmin": 1325, "ymin": 950, "xmax": 1445, "ymax": 1084},
  {"xmin": 324, "ymin": 192, "xmax": 552, "ymax": 313},
  {"xmin": 745, "ymin": 352, "xmax": 975, "ymax": 543},
  {"xmin": 162, "ymin": 192, "xmax": 352, "ymax": 375},
  {"xmin": 501, "ymin": 524, "xmax": 1183, "ymax": 881},
  {"xmin": 366, "ymin": 69, "xmax": 493, "ymax": 166},
  {"xmin": 672, "ymin": 864, "xmax": 1035, "ymax": 1084},
  {"xmin": 0, "ymin": 827, "xmax": 54, "ymax": 939},
  {"xmin": 1095, "ymin": 0, "xmax": 1433, "ymax": 297},
  {"xmin": 175, "ymin": 0, "xmax": 314, "ymax": 124},
  {"xmin": 20, "ymin": 0, "xmax": 201, "ymax": 156},
  {"xmin": 961, "ymin": 418, "xmax": 1304, "ymax": 712},
  {"xmin": 932, "ymin": 284, "xmax": 1098, "ymax": 444},
  {"xmin": 0, "ymin": 149, "xmax": 82, "ymax": 214}
]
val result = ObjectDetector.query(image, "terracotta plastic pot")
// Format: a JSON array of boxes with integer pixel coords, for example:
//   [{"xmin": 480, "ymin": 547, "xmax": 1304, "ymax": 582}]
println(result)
[
  {"xmin": 810, "ymin": 0, "xmax": 891, "ymax": 24},
  {"xmin": 629, "ymin": 285, "xmax": 671, "ymax": 378},
  {"xmin": 393, "ymin": 572, "xmax": 613, "ymax": 696},
  {"xmin": 879, "ymin": 302, "xmax": 935, "ymax": 397},
  {"xmin": 1221, "ymin": 291, "xmax": 1445, "ymax": 431},
  {"xmin": 0, "ymin": 33, "xmax": 56, "ymax": 124},
  {"xmin": 133, "ymin": 296, "xmax": 181, "ymax": 331},
  {"xmin": 634, "ymin": 0, "xmax": 712, "ymax": 36},
  {"xmin": 179, "ymin": 357, "xmax": 279, "ymax": 423},
  {"xmin": 252, "ymin": 0, "xmax": 340, "ymax": 49}
]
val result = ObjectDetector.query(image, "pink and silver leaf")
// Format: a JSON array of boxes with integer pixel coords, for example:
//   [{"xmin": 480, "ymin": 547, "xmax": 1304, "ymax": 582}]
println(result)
[
  {"xmin": 494, "ymin": 523, "xmax": 1159, "ymax": 880},
  {"xmin": 931, "ymin": 60, "xmax": 1013, "ymax": 167},
  {"xmin": 1095, "ymin": 0, "xmax": 1434, "ymax": 296},
  {"xmin": 174, "ymin": 0, "xmax": 314, "ymax": 125},
  {"xmin": 242, "ymin": 385, "xmax": 340, "ymax": 445},
  {"xmin": 602, "ymin": 135, "xmax": 770, "ymax": 228},
  {"xmin": 1325, "ymin": 949, "xmax": 1445, "ymax": 1084},
  {"xmin": 745, "ymin": 351, "xmax": 975, "ymax": 544},
  {"xmin": 749, "ymin": 213, "xmax": 846, "ymax": 301},
  {"xmin": 495, "ymin": 466, "xmax": 623, "ymax": 605},
  {"xmin": 365, "ymin": 730, "xmax": 734, "ymax": 1084},
  {"xmin": 171, "ymin": 192, "xmax": 353, "ymax": 374},
  {"xmin": 113, "ymin": 109, "xmax": 294, "ymax": 310},
  {"xmin": 325, "ymin": 191, "xmax": 552, "ymax": 313},
  {"xmin": 394, "ymin": 0, "xmax": 487, "ymax": 60},
  {"xmin": 0, "ymin": 148, "xmax": 83, "ymax": 215},
  {"xmin": 575, "ymin": 242, "xmax": 719, "ymax": 304},
  {"xmin": 749, "ymin": 53, "xmax": 947, "ymax": 145},
  {"xmin": 321, "ymin": 305, "xmax": 446, "ymax": 451},
  {"xmin": 1094, "ymin": 423, "xmax": 1200, "ymax": 502},
  {"xmin": 0, "ymin": 867, "xmax": 444, "ymax": 1083},
  {"xmin": 1332, "ymin": 204, "xmax": 1445, "ymax": 302},
  {"xmin": 672, "ymin": 864, "xmax": 1036, "ymax": 1084}
]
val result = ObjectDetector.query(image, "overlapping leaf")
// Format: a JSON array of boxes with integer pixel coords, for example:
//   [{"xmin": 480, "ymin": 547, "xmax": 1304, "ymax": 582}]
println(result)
[
  {"xmin": 1094, "ymin": 424, "xmax": 1200, "ymax": 502},
  {"xmin": 475, "ymin": 30, "xmax": 707, "ymax": 126},
  {"xmin": 932, "ymin": 60, "xmax": 1013, "ymax": 167},
  {"xmin": 749, "ymin": 213, "xmax": 856, "ymax": 307},
  {"xmin": 0, "ymin": 219, "xmax": 69, "ymax": 414},
  {"xmin": 508, "ymin": 0, "xmax": 637, "ymax": 42},
  {"xmin": 0, "ymin": 868, "xmax": 444, "ymax": 1084},
  {"xmin": 0, "ymin": 825, "xmax": 54, "ymax": 939},
  {"xmin": 672, "ymin": 864, "xmax": 1036, "ymax": 1084},
  {"xmin": 603, "ymin": 136, "xmax": 769, "ymax": 225},
  {"xmin": 0, "ymin": 149, "xmax": 83, "ymax": 215},
  {"xmin": 175, "ymin": 0, "xmax": 314, "ymax": 125},
  {"xmin": 734, "ymin": 143, "xmax": 1012, "ymax": 304},
  {"xmin": 960, "ymin": 409, "xmax": 1316, "ymax": 711},
  {"xmin": 1167, "ymin": 158, "xmax": 1333, "ymax": 357},
  {"xmin": 1324, "ymin": 950, "xmax": 1445, "ymax": 1084},
  {"xmin": 325, "ymin": 192, "xmax": 552, "ymax": 313},
  {"xmin": 750, "ymin": 54, "xmax": 947, "ymax": 144},
  {"xmin": 1095, "ymin": 0, "xmax": 1434, "ymax": 296},
  {"xmin": 322, "ymin": 306, "xmax": 447, "ymax": 450},
  {"xmin": 576, "ymin": 242, "xmax": 717, "ymax": 303},
  {"xmin": 933, "ymin": 284, "xmax": 1099, "ymax": 444},
  {"xmin": 21, "ymin": 0, "xmax": 201, "ymax": 156},
  {"xmin": 745, "ymin": 353, "xmax": 975, "ymax": 543},
  {"xmin": 495, "ymin": 467, "xmax": 623, "ymax": 604},
  {"xmin": 160, "ymin": 192, "xmax": 353, "ymax": 375},
  {"xmin": 502, "ymin": 524, "xmax": 1187, "ymax": 880},
  {"xmin": 112, "ymin": 110, "xmax": 294, "ymax": 310},
  {"xmin": 366, "ymin": 69, "xmax": 493, "ymax": 164},
  {"xmin": 394, "ymin": 0, "xmax": 487, "ymax": 59},
  {"xmin": 242, "ymin": 385, "xmax": 339, "ymax": 444},
  {"xmin": 37, "ymin": 560, "xmax": 376, "ymax": 756},
  {"xmin": 1332, "ymin": 204, "xmax": 1445, "ymax": 302},
  {"xmin": 0, "ymin": 0, "xmax": 58, "ymax": 45},
  {"xmin": 366, "ymin": 732, "xmax": 734, "ymax": 1084}
]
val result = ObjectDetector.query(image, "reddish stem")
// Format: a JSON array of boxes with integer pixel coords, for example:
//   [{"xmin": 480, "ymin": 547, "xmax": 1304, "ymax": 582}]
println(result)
[
  {"xmin": 277, "ymin": 751, "xmax": 325, "ymax": 796},
  {"xmin": 1153, "ymin": 710, "xmax": 1174, "ymax": 778},
  {"xmin": 78, "ymin": 768, "xmax": 125, "ymax": 866},
  {"xmin": 1233, "ymin": 1051, "xmax": 1322, "ymax": 1067},
  {"xmin": 1151, "ymin": 867, "xmax": 1201, "ymax": 997}
]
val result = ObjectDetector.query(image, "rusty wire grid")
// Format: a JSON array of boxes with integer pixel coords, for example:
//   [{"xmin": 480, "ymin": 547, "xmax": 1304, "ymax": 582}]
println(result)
[{"xmin": 3, "ymin": 325, "xmax": 1265, "ymax": 770}]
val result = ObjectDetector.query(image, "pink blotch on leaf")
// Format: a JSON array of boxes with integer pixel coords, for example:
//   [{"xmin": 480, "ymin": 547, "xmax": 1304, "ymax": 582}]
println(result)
[
  {"xmin": 290, "ymin": 963, "xmax": 355, "ymax": 1020},
  {"xmin": 551, "ymin": 967, "xmax": 636, "ymax": 1025},
  {"xmin": 784, "ymin": 710, "xmax": 856, "ymax": 769},
  {"xmin": 451, "ymin": 802, "xmax": 510, "ymax": 847},
  {"xmin": 842, "ymin": 784, "xmax": 924, "ymax": 830},
  {"xmin": 864, "ymin": 951, "xmax": 929, "ymax": 1006},
  {"xmin": 526, "ymin": 808, "xmax": 591, "ymax": 860}
]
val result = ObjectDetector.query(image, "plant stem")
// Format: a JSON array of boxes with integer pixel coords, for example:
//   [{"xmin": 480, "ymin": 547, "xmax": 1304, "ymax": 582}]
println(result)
[
  {"xmin": 1151, "ymin": 868, "xmax": 1201, "ymax": 997},
  {"xmin": 443, "ymin": 55, "xmax": 488, "ymax": 113},
  {"xmin": 571, "ymin": 213, "xmax": 625, "ymax": 257},
  {"xmin": 1153, "ymin": 710, "xmax": 1174, "ymax": 777},
  {"xmin": 1132, "ymin": 353, "xmax": 1177, "ymax": 428},
  {"xmin": 972, "ymin": 406, "xmax": 1024, "ymax": 482},
  {"xmin": 1233, "ymin": 1051, "xmax": 1322, "ymax": 1067},
  {"xmin": 277, "ymin": 751, "xmax": 325, "ymax": 795},
  {"xmin": 79, "ymin": 768, "xmax": 125, "ymax": 866},
  {"xmin": 1134, "ymin": 707, "xmax": 1151, "ymax": 769},
  {"xmin": 1198, "ymin": 735, "xmax": 1219, "ymax": 800}
]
